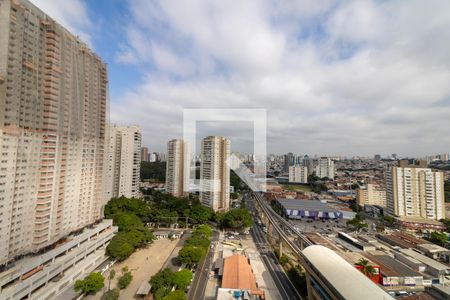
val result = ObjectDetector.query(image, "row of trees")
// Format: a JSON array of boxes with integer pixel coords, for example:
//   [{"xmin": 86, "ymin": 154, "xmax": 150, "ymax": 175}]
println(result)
[
  {"xmin": 104, "ymin": 197, "xmax": 155, "ymax": 261},
  {"xmin": 178, "ymin": 225, "xmax": 212, "ymax": 267},
  {"xmin": 149, "ymin": 268, "xmax": 193, "ymax": 300}
]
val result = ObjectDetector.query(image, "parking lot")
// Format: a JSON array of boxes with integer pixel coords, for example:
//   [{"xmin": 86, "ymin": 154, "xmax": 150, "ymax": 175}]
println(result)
[{"xmin": 290, "ymin": 218, "xmax": 348, "ymax": 234}]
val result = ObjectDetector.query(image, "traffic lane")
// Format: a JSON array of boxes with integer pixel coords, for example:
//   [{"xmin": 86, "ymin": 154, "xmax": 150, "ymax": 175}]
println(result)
[
  {"xmin": 251, "ymin": 224, "xmax": 302, "ymax": 300},
  {"xmin": 261, "ymin": 253, "xmax": 302, "ymax": 300},
  {"xmin": 187, "ymin": 231, "xmax": 218, "ymax": 300}
]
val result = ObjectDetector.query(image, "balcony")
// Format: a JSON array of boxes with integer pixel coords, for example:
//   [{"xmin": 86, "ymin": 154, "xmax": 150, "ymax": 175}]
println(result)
[
  {"xmin": 0, "ymin": 75, "xmax": 4, "ymax": 83},
  {"xmin": 34, "ymin": 215, "xmax": 50, "ymax": 224},
  {"xmin": 23, "ymin": 60, "xmax": 36, "ymax": 71},
  {"xmin": 37, "ymin": 191, "xmax": 53, "ymax": 198}
]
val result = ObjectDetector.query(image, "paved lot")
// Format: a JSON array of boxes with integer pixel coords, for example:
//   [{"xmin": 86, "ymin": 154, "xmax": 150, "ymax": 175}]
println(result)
[{"xmin": 86, "ymin": 238, "xmax": 178, "ymax": 300}]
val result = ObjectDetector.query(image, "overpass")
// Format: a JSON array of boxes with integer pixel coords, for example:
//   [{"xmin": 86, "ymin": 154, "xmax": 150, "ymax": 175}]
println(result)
[{"xmin": 250, "ymin": 191, "xmax": 394, "ymax": 300}]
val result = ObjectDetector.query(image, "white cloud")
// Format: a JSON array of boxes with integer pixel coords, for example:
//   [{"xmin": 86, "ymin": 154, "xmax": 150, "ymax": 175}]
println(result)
[{"xmin": 112, "ymin": 0, "xmax": 450, "ymax": 156}]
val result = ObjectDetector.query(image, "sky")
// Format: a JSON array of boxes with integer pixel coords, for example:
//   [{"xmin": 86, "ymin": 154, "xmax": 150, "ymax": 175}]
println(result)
[{"xmin": 29, "ymin": 0, "xmax": 450, "ymax": 157}]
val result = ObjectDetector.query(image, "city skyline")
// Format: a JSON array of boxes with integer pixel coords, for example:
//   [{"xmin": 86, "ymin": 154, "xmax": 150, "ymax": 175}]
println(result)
[{"xmin": 28, "ymin": 0, "xmax": 450, "ymax": 156}]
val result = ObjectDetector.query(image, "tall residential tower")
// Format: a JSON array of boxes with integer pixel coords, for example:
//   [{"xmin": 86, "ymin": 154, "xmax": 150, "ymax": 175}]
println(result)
[
  {"xmin": 315, "ymin": 157, "xmax": 335, "ymax": 179},
  {"xmin": 0, "ymin": 0, "xmax": 108, "ymax": 264},
  {"xmin": 165, "ymin": 139, "xmax": 189, "ymax": 197},
  {"xmin": 386, "ymin": 160, "xmax": 445, "ymax": 222},
  {"xmin": 200, "ymin": 136, "xmax": 230, "ymax": 212},
  {"xmin": 105, "ymin": 124, "xmax": 141, "ymax": 200}
]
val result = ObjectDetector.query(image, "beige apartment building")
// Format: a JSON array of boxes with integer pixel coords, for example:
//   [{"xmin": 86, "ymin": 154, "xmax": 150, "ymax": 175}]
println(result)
[
  {"xmin": 200, "ymin": 136, "xmax": 230, "ymax": 212},
  {"xmin": 356, "ymin": 184, "xmax": 387, "ymax": 207},
  {"xmin": 165, "ymin": 139, "xmax": 189, "ymax": 197},
  {"xmin": 289, "ymin": 165, "xmax": 308, "ymax": 183},
  {"xmin": 105, "ymin": 124, "xmax": 141, "ymax": 200},
  {"xmin": 386, "ymin": 160, "xmax": 445, "ymax": 222},
  {"xmin": 0, "ymin": 0, "xmax": 108, "ymax": 264}
]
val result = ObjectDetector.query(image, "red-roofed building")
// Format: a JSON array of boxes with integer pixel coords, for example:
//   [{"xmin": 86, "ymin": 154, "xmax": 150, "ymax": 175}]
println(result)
[{"xmin": 218, "ymin": 254, "xmax": 265, "ymax": 300}]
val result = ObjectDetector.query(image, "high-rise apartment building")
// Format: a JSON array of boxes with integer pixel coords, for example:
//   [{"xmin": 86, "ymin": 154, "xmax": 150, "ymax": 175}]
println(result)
[
  {"xmin": 165, "ymin": 139, "xmax": 189, "ymax": 197},
  {"xmin": 141, "ymin": 146, "xmax": 149, "ymax": 162},
  {"xmin": 200, "ymin": 136, "xmax": 230, "ymax": 212},
  {"xmin": 0, "ymin": 0, "xmax": 108, "ymax": 264},
  {"xmin": 288, "ymin": 165, "xmax": 308, "ymax": 183},
  {"xmin": 105, "ymin": 124, "xmax": 141, "ymax": 200},
  {"xmin": 315, "ymin": 157, "xmax": 335, "ymax": 179},
  {"xmin": 356, "ymin": 184, "xmax": 387, "ymax": 208},
  {"xmin": 386, "ymin": 160, "xmax": 445, "ymax": 221},
  {"xmin": 283, "ymin": 152, "xmax": 294, "ymax": 172}
]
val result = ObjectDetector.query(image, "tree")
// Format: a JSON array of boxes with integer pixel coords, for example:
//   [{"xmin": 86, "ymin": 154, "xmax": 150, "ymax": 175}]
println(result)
[
  {"xmin": 230, "ymin": 192, "xmax": 239, "ymax": 200},
  {"xmin": 141, "ymin": 161, "xmax": 166, "ymax": 181},
  {"xmin": 150, "ymin": 268, "xmax": 175, "ymax": 299},
  {"xmin": 106, "ymin": 237, "xmax": 134, "ymax": 261},
  {"xmin": 104, "ymin": 196, "xmax": 150, "ymax": 222},
  {"xmin": 189, "ymin": 205, "xmax": 213, "ymax": 224},
  {"xmin": 117, "ymin": 271, "xmax": 133, "ymax": 289},
  {"xmin": 279, "ymin": 254, "xmax": 289, "ymax": 266},
  {"xmin": 162, "ymin": 290, "xmax": 188, "ymax": 300},
  {"xmin": 108, "ymin": 269, "xmax": 116, "ymax": 291},
  {"xmin": 184, "ymin": 235, "xmax": 211, "ymax": 250},
  {"xmin": 178, "ymin": 246, "xmax": 205, "ymax": 266},
  {"xmin": 172, "ymin": 269, "xmax": 193, "ymax": 290},
  {"xmin": 217, "ymin": 208, "xmax": 253, "ymax": 229},
  {"xmin": 430, "ymin": 231, "xmax": 448, "ymax": 246},
  {"xmin": 441, "ymin": 219, "xmax": 450, "ymax": 232},
  {"xmin": 355, "ymin": 259, "xmax": 377, "ymax": 278},
  {"xmin": 74, "ymin": 272, "xmax": 105, "ymax": 295},
  {"xmin": 101, "ymin": 288, "xmax": 119, "ymax": 300},
  {"xmin": 346, "ymin": 214, "xmax": 368, "ymax": 231},
  {"xmin": 114, "ymin": 213, "xmax": 144, "ymax": 231},
  {"xmin": 193, "ymin": 224, "xmax": 213, "ymax": 238},
  {"xmin": 382, "ymin": 215, "xmax": 395, "ymax": 226},
  {"xmin": 286, "ymin": 266, "xmax": 307, "ymax": 294}
]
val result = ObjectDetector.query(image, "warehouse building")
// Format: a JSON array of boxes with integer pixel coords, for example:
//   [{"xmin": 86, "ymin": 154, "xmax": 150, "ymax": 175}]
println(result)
[{"xmin": 276, "ymin": 199, "xmax": 343, "ymax": 220}]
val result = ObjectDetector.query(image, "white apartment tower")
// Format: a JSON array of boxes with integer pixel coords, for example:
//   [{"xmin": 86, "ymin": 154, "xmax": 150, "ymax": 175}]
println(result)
[
  {"xmin": 386, "ymin": 160, "xmax": 445, "ymax": 221},
  {"xmin": 200, "ymin": 136, "xmax": 230, "ymax": 212},
  {"xmin": 0, "ymin": 0, "xmax": 108, "ymax": 264},
  {"xmin": 289, "ymin": 165, "xmax": 308, "ymax": 183},
  {"xmin": 165, "ymin": 139, "xmax": 189, "ymax": 197},
  {"xmin": 315, "ymin": 157, "xmax": 335, "ymax": 179},
  {"xmin": 105, "ymin": 125, "xmax": 141, "ymax": 200}
]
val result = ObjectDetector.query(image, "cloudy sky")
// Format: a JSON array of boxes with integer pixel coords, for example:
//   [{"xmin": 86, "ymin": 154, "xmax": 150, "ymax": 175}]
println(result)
[{"xmin": 30, "ymin": 0, "xmax": 450, "ymax": 157}]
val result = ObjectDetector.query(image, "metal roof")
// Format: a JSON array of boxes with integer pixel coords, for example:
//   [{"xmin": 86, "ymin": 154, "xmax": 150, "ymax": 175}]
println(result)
[
  {"xmin": 276, "ymin": 198, "xmax": 338, "ymax": 212},
  {"xmin": 303, "ymin": 245, "xmax": 394, "ymax": 300},
  {"xmin": 400, "ymin": 249, "xmax": 449, "ymax": 272}
]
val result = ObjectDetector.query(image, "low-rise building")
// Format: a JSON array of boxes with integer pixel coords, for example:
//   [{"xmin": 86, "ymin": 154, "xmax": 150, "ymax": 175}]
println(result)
[
  {"xmin": 399, "ymin": 249, "xmax": 449, "ymax": 283},
  {"xmin": 217, "ymin": 254, "xmax": 264, "ymax": 300},
  {"xmin": 276, "ymin": 199, "xmax": 343, "ymax": 220},
  {"xmin": 363, "ymin": 253, "xmax": 424, "ymax": 288}
]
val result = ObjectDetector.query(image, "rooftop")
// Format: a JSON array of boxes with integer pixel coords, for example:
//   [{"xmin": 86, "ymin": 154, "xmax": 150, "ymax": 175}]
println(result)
[
  {"xmin": 400, "ymin": 249, "xmax": 449, "ymax": 272},
  {"xmin": 221, "ymin": 254, "xmax": 260, "ymax": 292},
  {"xmin": 363, "ymin": 254, "xmax": 422, "ymax": 277},
  {"xmin": 303, "ymin": 245, "xmax": 394, "ymax": 300},
  {"xmin": 276, "ymin": 198, "xmax": 339, "ymax": 213}
]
